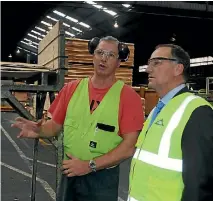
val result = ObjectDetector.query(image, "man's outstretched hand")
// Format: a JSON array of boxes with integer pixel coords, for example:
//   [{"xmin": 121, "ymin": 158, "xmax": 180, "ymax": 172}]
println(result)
[{"xmin": 11, "ymin": 117, "xmax": 42, "ymax": 139}]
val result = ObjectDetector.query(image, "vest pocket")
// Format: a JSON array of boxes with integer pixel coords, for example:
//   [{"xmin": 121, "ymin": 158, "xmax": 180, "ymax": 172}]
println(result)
[{"xmin": 89, "ymin": 126, "xmax": 122, "ymax": 155}]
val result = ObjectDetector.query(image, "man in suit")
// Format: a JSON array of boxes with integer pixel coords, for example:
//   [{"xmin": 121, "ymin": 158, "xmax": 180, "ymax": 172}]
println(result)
[{"xmin": 128, "ymin": 44, "xmax": 213, "ymax": 201}]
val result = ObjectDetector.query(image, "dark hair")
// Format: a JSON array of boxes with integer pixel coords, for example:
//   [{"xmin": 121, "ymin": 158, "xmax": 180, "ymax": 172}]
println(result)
[{"xmin": 155, "ymin": 44, "xmax": 190, "ymax": 81}]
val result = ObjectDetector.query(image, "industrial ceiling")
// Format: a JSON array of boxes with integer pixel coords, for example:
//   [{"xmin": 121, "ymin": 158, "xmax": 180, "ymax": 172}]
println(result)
[{"xmin": 1, "ymin": 1, "xmax": 213, "ymax": 66}]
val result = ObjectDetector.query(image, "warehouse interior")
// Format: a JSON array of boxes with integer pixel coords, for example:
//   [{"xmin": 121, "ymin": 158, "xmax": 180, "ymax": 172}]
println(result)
[{"xmin": 1, "ymin": 1, "xmax": 213, "ymax": 201}]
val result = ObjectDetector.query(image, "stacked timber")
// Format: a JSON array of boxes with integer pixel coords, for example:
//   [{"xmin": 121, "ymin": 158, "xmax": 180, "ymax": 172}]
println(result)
[{"xmin": 65, "ymin": 38, "xmax": 134, "ymax": 86}]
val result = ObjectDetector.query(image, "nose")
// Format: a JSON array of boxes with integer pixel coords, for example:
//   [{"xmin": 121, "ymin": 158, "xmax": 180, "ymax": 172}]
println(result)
[
  {"xmin": 146, "ymin": 65, "xmax": 152, "ymax": 73},
  {"xmin": 101, "ymin": 54, "xmax": 107, "ymax": 62}
]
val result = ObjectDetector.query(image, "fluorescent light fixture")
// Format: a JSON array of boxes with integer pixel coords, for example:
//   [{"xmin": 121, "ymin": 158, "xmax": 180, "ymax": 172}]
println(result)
[
  {"xmin": 63, "ymin": 22, "xmax": 70, "ymax": 27},
  {"xmin": 27, "ymin": 33, "xmax": 42, "ymax": 41},
  {"xmin": 18, "ymin": 46, "xmax": 38, "ymax": 55},
  {"xmin": 190, "ymin": 56, "xmax": 213, "ymax": 67},
  {"xmin": 53, "ymin": 10, "xmax": 65, "ymax": 17},
  {"xmin": 24, "ymin": 38, "xmax": 31, "ymax": 42},
  {"xmin": 31, "ymin": 30, "xmax": 45, "ymax": 37},
  {"xmin": 93, "ymin": 5, "xmax": 102, "ymax": 9},
  {"xmin": 66, "ymin": 16, "xmax": 78, "ymax": 23},
  {"xmin": 190, "ymin": 56, "xmax": 213, "ymax": 63},
  {"xmin": 24, "ymin": 38, "xmax": 39, "ymax": 46},
  {"xmin": 35, "ymin": 26, "xmax": 48, "ymax": 33},
  {"xmin": 85, "ymin": 1, "xmax": 97, "ymax": 5},
  {"xmin": 65, "ymin": 31, "xmax": 75, "ymax": 37},
  {"xmin": 72, "ymin": 27, "xmax": 82, "ymax": 32},
  {"xmin": 122, "ymin": 4, "xmax": 131, "ymax": 8},
  {"xmin": 47, "ymin": 15, "xmax": 58, "ymax": 22},
  {"xmin": 79, "ymin": 22, "xmax": 90, "ymax": 28},
  {"xmin": 41, "ymin": 21, "xmax": 52, "ymax": 27},
  {"xmin": 103, "ymin": 9, "xmax": 117, "ymax": 16},
  {"xmin": 139, "ymin": 65, "xmax": 148, "ymax": 72},
  {"xmin": 21, "ymin": 40, "xmax": 38, "ymax": 49}
]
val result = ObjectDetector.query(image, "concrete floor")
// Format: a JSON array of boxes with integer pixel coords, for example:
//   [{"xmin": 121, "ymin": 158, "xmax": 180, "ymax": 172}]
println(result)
[{"xmin": 1, "ymin": 112, "xmax": 131, "ymax": 201}]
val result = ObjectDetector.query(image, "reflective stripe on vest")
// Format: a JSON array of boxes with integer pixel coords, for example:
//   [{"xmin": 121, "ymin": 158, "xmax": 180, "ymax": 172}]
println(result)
[
  {"xmin": 133, "ymin": 95, "xmax": 199, "ymax": 172},
  {"xmin": 127, "ymin": 196, "xmax": 138, "ymax": 201}
]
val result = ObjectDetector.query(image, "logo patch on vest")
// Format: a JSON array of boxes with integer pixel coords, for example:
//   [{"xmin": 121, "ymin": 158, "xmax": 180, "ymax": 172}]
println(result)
[
  {"xmin": 155, "ymin": 119, "xmax": 164, "ymax": 126},
  {"xmin": 89, "ymin": 141, "xmax": 97, "ymax": 148}
]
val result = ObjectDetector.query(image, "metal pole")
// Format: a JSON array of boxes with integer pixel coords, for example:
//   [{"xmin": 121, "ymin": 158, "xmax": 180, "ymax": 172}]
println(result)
[
  {"xmin": 27, "ymin": 54, "xmax": 31, "ymax": 64},
  {"xmin": 31, "ymin": 74, "xmax": 47, "ymax": 200},
  {"xmin": 206, "ymin": 77, "xmax": 210, "ymax": 95},
  {"xmin": 56, "ymin": 21, "xmax": 66, "ymax": 199}
]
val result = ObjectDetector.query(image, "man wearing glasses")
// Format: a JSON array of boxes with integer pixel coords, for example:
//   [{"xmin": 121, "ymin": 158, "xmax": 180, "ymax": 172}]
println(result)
[
  {"xmin": 128, "ymin": 44, "xmax": 213, "ymax": 201},
  {"xmin": 11, "ymin": 36, "xmax": 144, "ymax": 201}
]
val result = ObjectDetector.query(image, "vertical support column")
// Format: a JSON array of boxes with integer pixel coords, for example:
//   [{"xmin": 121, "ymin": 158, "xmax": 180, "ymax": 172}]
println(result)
[
  {"xmin": 31, "ymin": 74, "xmax": 47, "ymax": 201},
  {"xmin": 27, "ymin": 54, "xmax": 31, "ymax": 64},
  {"xmin": 206, "ymin": 77, "xmax": 210, "ymax": 95},
  {"xmin": 31, "ymin": 92, "xmax": 47, "ymax": 201},
  {"xmin": 56, "ymin": 22, "xmax": 66, "ymax": 198}
]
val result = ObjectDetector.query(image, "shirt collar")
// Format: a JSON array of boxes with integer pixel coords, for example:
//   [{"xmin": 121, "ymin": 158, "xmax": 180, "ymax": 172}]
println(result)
[{"xmin": 161, "ymin": 84, "xmax": 186, "ymax": 105}]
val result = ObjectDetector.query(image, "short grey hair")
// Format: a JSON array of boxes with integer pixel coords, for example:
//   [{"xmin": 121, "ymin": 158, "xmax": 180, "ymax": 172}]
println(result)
[{"xmin": 99, "ymin": 36, "xmax": 119, "ymax": 46}]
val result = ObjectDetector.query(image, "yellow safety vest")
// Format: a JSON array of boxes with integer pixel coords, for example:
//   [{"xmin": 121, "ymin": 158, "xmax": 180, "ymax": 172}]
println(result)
[
  {"xmin": 63, "ymin": 78, "xmax": 124, "ymax": 160},
  {"xmin": 128, "ymin": 92, "xmax": 212, "ymax": 201}
]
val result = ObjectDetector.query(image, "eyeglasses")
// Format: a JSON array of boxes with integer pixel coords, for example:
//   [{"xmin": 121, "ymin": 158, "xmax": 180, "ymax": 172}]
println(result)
[
  {"xmin": 94, "ymin": 49, "xmax": 118, "ymax": 60},
  {"xmin": 148, "ymin": 57, "xmax": 179, "ymax": 67}
]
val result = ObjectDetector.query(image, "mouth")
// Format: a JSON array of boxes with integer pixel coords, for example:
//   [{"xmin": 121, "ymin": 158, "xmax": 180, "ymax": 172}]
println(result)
[
  {"xmin": 148, "ymin": 76, "xmax": 155, "ymax": 81},
  {"xmin": 99, "ymin": 63, "xmax": 106, "ymax": 70}
]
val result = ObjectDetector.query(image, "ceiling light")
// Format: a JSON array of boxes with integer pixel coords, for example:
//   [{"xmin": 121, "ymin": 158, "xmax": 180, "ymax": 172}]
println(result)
[
  {"xmin": 103, "ymin": 9, "xmax": 117, "ymax": 16},
  {"xmin": 47, "ymin": 15, "xmax": 58, "ymax": 22},
  {"xmin": 66, "ymin": 16, "xmax": 78, "ymax": 23},
  {"xmin": 24, "ymin": 38, "xmax": 39, "ymax": 46},
  {"xmin": 93, "ymin": 5, "xmax": 103, "ymax": 9},
  {"xmin": 65, "ymin": 31, "xmax": 75, "ymax": 37},
  {"xmin": 24, "ymin": 38, "xmax": 31, "ymax": 42},
  {"xmin": 41, "ymin": 21, "xmax": 52, "ymax": 27},
  {"xmin": 63, "ymin": 23, "xmax": 70, "ymax": 27},
  {"xmin": 21, "ymin": 41, "xmax": 38, "ymax": 49},
  {"xmin": 122, "ymin": 4, "xmax": 131, "ymax": 8},
  {"xmin": 27, "ymin": 33, "xmax": 42, "ymax": 41},
  {"xmin": 85, "ymin": 1, "xmax": 97, "ymax": 5},
  {"xmin": 17, "ymin": 46, "xmax": 29, "ymax": 53},
  {"xmin": 31, "ymin": 30, "xmax": 45, "ymax": 37},
  {"xmin": 8, "ymin": 54, "xmax": 12, "ymax": 58},
  {"xmin": 53, "ymin": 10, "xmax": 66, "ymax": 17},
  {"xmin": 79, "ymin": 22, "xmax": 90, "ymax": 28},
  {"xmin": 16, "ymin": 49, "xmax": 20, "ymax": 54},
  {"xmin": 72, "ymin": 27, "xmax": 82, "ymax": 32},
  {"xmin": 114, "ymin": 21, "xmax": 118, "ymax": 28},
  {"xmin": 35, "ymin": 26, "xmax": 48, "ymax": 33}
]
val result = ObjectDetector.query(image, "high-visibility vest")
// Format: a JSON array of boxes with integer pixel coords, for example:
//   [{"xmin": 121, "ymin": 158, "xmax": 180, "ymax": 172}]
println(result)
[
  {"xmin": 128, "ymin": 92, "xmax": 212, "ymax": 201},
  {"xmin": 63, "ymin": 78, "xmax": 124, "ymax": 160}
]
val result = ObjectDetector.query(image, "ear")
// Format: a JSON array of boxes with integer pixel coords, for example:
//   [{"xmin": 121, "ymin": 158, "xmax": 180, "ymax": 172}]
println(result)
[
  {"xmin": 174, "ymin": 63, "xmax": 184, "ymax": 76},
  {"xmin": 117, "ymin": 60, "xmax": 121, "ymax": 68}
]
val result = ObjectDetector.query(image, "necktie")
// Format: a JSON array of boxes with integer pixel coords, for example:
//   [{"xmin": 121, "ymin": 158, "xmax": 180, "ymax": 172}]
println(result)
[{"xmin": 149, "ymin": 101, "xmax": 165, "ymax": 127}]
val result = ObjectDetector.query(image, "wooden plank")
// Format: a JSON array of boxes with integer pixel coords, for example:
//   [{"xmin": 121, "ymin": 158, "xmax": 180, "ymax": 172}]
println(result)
[
  {"xmin": 65, "ymin": 38, "xmax": 134, "ymax": 67},
  {"xmin": 1, "ymin": 67, "xmax": 50, "ymax": 72},
  {"xmin": 64, "ymin": 77, "xmax": 132, "ymax": 85},
  {"xmin": 0, "ymin": 62, "xmax": 49, "ymax": 70},
  {"xmin": 38, "ymin": 21, "xmax": 62, "ymax": 69}
]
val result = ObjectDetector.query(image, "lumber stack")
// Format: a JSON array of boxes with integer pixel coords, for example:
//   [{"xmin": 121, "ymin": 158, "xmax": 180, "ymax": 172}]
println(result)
[
  {"xmin": 65, "ymin": 38, "xmax": 134, "ymax": 86},
  {"xmin": 64, "ymin": 64, "xmax": 133, "ymax": 86}
]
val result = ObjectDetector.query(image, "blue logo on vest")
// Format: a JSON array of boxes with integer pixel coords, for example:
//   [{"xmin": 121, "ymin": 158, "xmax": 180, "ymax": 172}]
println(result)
[{"xmin": 155, "ymin": 119, "xmax": 164, "ymax": 126}]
